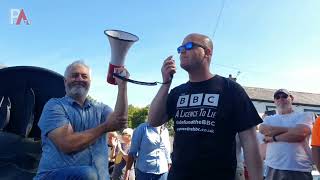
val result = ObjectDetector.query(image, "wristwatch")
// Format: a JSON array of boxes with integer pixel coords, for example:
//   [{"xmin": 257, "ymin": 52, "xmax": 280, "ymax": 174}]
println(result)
[{"xmin": 272, "ymin": 135, "xmax": 277, "ymax": 142}]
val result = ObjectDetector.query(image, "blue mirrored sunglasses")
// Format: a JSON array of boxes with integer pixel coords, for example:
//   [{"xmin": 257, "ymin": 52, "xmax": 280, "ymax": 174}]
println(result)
[{"xmin": 177, "ymin": 42, "xmax": 206, "ymax": 54}]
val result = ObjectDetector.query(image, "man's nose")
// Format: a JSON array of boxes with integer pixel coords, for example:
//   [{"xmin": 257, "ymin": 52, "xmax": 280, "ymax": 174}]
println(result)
[{"xmin": 76, "ymin": 76, "xmax": 83, "ymax": 81}]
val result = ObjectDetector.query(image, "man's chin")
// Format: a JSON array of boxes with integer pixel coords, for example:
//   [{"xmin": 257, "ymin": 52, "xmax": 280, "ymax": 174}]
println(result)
[
  {"xmin": 68, "ymin": 90, "xmax": 88, "ymax": 99},
  {"xmin": 180, "ymin": 63, "xmax": 190, "ymax": 71}
]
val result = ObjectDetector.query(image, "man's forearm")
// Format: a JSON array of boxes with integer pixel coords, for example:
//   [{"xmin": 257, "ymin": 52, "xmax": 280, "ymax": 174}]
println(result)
[
  {"xmin": 148, "ymin": 84, "xmax": 170, "ymax": 127},
  {"xmin": 68, "ymin": 124, "xmax": 108, "ymax": 151},
  {"xmin": 275, "ymin": 131, "xmax": 307, "ymax": 142},
  {"xmin": 124, "ymin": 154, "xmax": 134, "ymax": 180},
  {"xmin": 113, "ymin": 85, "xmax": 128, "ymax": 118},
  {"xmin": 244, "ymin": 146, "xmax": 263, "ymax": 180},
  {"xmin": 273, "ymin": 125, "xmax": 311, "ymax": 143},
  {"xmin": 240, "ymin": 127, "xmax": 263, "ymax": 180},
  {"xmin": 49, "ymin": 123, "xmax": 108, "ymax": 154},
  {"xmin": 259, "ymin": 124, "xmax": 288, "ymax": 136},
  {"xmin": 103, "ymin": 85, "xmax": 128, "ymax": 132},
  {"xmin": 125, "ymin": 154, "xmax": 135, "ymax": 171}
]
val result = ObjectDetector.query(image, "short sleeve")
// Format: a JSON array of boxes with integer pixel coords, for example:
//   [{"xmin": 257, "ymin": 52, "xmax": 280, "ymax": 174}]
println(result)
[
  {"xmin": 296, "ymin": 112, "xmax": 313, "ymax": 129},
  {"xmin": 129, "ymin": 124, "xmax": 143, "ymax": 157},
  {"xmin": 261, "ymin": 116, "xmax": 272, "ymax": 125},
  {"xmin": 38, "ymin": 99, "xmax": 69, "ymax": 136},
  {"xmin": 312, "ymin": 117, "xmax": 320, "ymax": 147},
  {"xmin": 101, "ymin": 104, "xmax": 113, "ymax": 123},
  {"xmin": 166, "ymin": 89, "xmax": 175, "ymax": 119},
  {"xmin": 231, "ymin": 82, "xmax": 263, "ymax": 132}
]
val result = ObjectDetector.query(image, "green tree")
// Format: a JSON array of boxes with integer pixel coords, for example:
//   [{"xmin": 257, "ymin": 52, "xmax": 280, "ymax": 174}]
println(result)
[
  {"xmin": 127, "ymin": 104, "xmax": 175, "ymax": 135},
  {"xmin": 128, "ymin": 105, "xmax": 148, "ymax": 128}
]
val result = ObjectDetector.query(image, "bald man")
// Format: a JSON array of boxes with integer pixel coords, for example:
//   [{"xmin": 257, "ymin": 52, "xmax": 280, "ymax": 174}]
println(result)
[{"xmin": 148, "ymin": 33, "xmax": 263, "ymax": 180}]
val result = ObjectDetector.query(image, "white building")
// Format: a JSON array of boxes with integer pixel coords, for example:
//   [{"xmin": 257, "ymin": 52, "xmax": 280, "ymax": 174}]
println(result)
[{"xmin": 244, "ymin": 87, "xmax": 320, "ymax": 117}]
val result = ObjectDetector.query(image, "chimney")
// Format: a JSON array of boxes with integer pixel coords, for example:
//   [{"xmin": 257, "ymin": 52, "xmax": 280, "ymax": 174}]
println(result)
[{"xmin": 228, "ymin": 74, "xmax": 237, "ymax": 81}]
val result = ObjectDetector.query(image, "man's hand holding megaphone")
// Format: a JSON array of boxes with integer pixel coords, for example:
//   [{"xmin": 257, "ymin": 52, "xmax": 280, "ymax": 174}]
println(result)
[
  {"xmin": 162, "ymin": 56, "xmax": 177, "ymax": 84},
  {"xmin": 113, "ymin": 67, "xmax": 130, "ymax": 87}
]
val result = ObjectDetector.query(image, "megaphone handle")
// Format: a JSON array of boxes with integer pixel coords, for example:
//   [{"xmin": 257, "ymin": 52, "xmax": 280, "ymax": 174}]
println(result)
[
  {"xmin": 113, "ymin": 73, "xmax": 157, "ymax": 86},
  {"xmin": 113, "ymin": 73, "xmax": 173, "ymax": 86}
]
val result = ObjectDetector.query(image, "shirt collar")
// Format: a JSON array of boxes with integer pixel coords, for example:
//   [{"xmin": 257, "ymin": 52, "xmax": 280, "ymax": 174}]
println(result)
[{"xmin": 146, "ymin": 122, "xmax": 162, "ymax": 133}]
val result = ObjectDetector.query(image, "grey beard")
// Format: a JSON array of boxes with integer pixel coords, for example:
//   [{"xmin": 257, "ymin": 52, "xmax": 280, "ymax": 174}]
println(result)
[{"xmin": 66, "ymin": 85, "xmax": 89, "ymax": 99}]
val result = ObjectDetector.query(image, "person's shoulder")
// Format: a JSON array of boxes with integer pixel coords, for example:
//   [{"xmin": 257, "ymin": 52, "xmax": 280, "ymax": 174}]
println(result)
[
  {"xmin": 294, "ymin": 111, "xmax": 311, "ymax": 119},
  {"xmin": 271, "ymin": 113, "xmax": 280, "ymax": 118},
  {"xmin": 48, "ymin": 96, "xmax": 65, "ymax": 102},
  {"xmin": 131, "ymin": 123, "xmax": 146, "ymax": 137},
  {"xmin": 224, "ymin": 77, "xmax": 243, "ymax": 89},
  {"xmin": 44, "ymin": 97, "xmax": 66, "ymax": 107},
  {"xmin": 296, "ymin": 111, "xmax": 315, "ymax": 123},
  {"xmin": 171, "ymin": 81, "xmax": 189, "ymax": 91},
  {"xmin": 263, "ymin": 114, "xmax": 278, "ymax": 122},
  {"xmin": 211, "ymin": 75, "xmax": 243, "ymax": 91},
  {"xmin": 88, "ymin": 99, "xmax": 112, "ymax": 110},
  {"xmin": 133, "ymin": 122, "xmax": 148, "ymax": 132},
  {"xmin": 87, "ymin": 98, "xmax": 103, "ymax": 106},
  {"xmin": 137, "ymin": 122, "xmax": 148, "ymax": 129}
]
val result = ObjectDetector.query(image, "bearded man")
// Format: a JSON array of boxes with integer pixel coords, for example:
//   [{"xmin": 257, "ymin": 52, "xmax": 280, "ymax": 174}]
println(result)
[
  {"xmin": 259, "ymin": 89, "xmax": 313, "ymax": 180},
  {"xmin": 34, "ymin": 60, "xmax": 129, "ymax": 180}
]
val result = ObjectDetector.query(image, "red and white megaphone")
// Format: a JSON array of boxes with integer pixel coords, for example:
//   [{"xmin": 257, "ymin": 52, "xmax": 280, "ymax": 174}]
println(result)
[{"xmin": 104, "ymin": 30, "xmax": 139, "ymax": 85}]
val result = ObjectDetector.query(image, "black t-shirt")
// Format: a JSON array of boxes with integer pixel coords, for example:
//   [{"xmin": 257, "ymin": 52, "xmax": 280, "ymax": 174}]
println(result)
[{"xmin": 166, "ymin": 75, "xmax": 262, "ymax": 180}]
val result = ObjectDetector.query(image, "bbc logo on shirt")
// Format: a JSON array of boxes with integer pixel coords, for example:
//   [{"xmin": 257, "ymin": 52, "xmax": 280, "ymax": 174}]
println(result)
[{"xmin": 177, "ymin": 93, "xmax": 219, "ymax": 107}]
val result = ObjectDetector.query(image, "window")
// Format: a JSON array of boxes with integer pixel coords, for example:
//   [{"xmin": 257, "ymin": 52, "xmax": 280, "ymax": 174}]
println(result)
[
  {"xmin": 266, "ymin": 105, "xmax": 276, "ymax": 111},
  {"xmin": 304, "ymin": 109, "xmax": 320, "ymax": 116}
]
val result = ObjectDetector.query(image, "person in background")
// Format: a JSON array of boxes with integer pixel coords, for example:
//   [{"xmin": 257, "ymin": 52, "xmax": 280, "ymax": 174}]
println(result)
[
  {"xmin": 259, "ymin": 89, "xmax": 313, "ymax": 180},
  {"xmin": 235, "ymin": 134, "xmax": 245, "ymax": 180},
  {"xmin": 108, "ymin": 131, "xmax": 119, "ymax": 175},
  {"xmin": 111, "ymin": 128, "xmax": 135, "ymax": 180},
  {"xmin": 311, "ymin": 115, "xmax": 320, "ymax": 171},
  {"xmin": 124, "ymin": 122, "xmax": 171, "ymax": 180},
  {"xmin": 34, "ymin": 60, "xmax": 129, "ymax": 180},
  {"xmin": 148, "ymin": 33, "xmax": 263, "ymax": 180}
]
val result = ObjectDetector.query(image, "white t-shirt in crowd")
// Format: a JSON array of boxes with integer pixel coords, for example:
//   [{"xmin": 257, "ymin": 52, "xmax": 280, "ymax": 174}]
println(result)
[{"xmin": 262, "ymin": 111, "xmax": 313, "ymax": 172}]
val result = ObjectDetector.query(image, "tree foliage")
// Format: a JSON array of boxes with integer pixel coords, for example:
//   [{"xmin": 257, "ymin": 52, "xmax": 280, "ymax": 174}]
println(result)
[
  {"xmin": 85, "ymin": 97, "xmax": 175, "ymax": 133},
  {"xmin": 128, "ymin": 104, "xmax": 148, "ymax": 128},
  {"xmin": 128, "ymin": 104, "xmax": 175, "ymax": 135}
]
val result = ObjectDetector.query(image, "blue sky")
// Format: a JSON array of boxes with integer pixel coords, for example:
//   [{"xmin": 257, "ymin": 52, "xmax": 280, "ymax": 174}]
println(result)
[{"xmin": 1, "ymin": 0, "xmax": 320, "ymax": 107}]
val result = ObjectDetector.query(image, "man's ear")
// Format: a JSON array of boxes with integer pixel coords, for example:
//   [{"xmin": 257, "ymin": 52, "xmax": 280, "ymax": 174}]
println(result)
[
  {"xmin": 290, "ymin": 95, "xmax": 294, "ymax": 101},
  {"xmin": 205, "ymin": 48, "xmax": 212, "ymax": 56}
]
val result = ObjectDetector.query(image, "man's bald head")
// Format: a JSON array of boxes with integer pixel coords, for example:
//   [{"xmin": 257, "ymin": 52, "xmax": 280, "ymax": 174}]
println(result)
[{"xmin": 183, "ymin": 33, "xmax": 213, "ymax": 51}]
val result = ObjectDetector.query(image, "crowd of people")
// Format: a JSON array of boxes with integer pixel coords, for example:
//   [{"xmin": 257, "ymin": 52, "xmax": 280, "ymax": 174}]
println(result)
[
  {"xmin": 31, "ymin": 33, "xmax": 320, "ymax": 180},
  {"xmin": 106, "ymin": 122, "xmax": 172, "ymax": 180}
]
